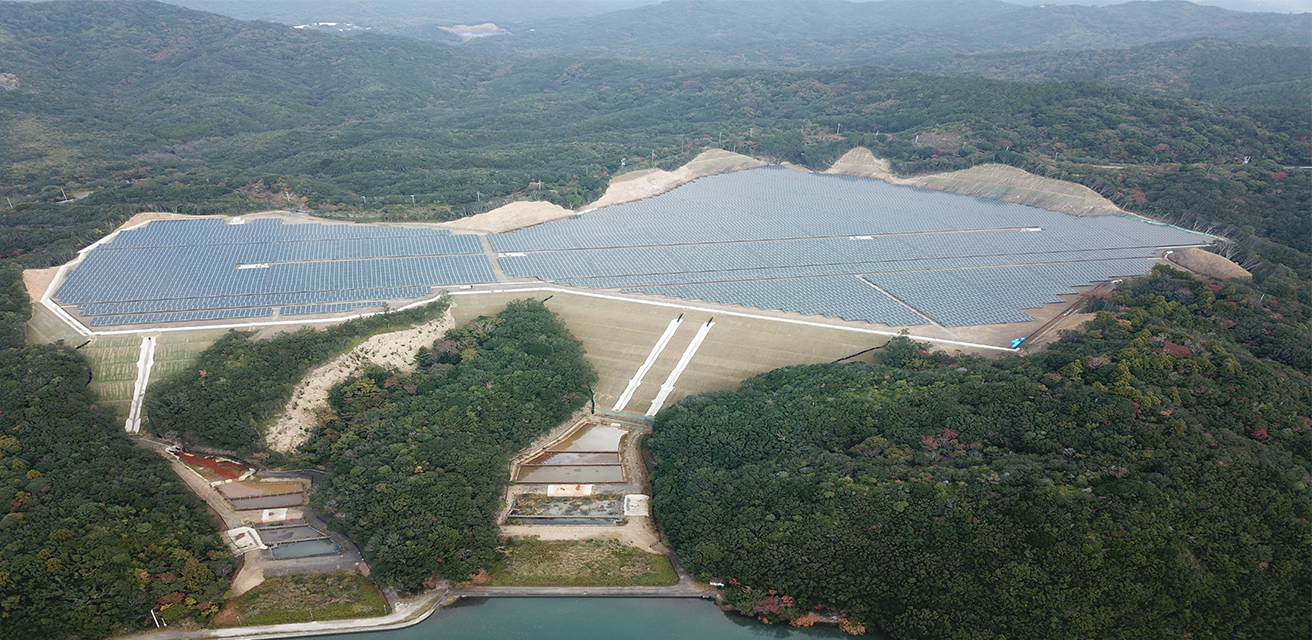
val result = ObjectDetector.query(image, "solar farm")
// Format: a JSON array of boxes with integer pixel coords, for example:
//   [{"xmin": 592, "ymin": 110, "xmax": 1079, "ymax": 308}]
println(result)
[
  {"xmin": 47, "ymin": 166, "xmax": 1209, "ymax": 337},
  {"xmin": 492, "ymin": 166, "xmax": 1208, "ymax": 327},
  {"xmin": 52, "ymin": 217, "xmax": 494, "ymax": 327}
]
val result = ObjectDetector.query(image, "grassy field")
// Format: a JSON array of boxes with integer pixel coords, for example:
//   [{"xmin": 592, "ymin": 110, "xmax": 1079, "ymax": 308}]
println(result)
[
  {"xmin": 488, "ymin": 538, "xmax": 679, "ymax": 587},
  {"xmin": 78, "ymin": 330, "xmax": 228, "ymax": 423},
  {"xmin": 213, "ymin": 571, "xmax": 389, "ymax": 627},
  {"xmin": 449, "ymin": 291, "xmax": 884, "ymax": 414},
  {"xmin": 80, "ymin": 335, "xmax": 147, "ymax": 419}
]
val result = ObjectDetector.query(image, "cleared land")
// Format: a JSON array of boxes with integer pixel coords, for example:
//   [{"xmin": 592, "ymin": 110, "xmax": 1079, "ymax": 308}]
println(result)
[
  {"xmin": 439, "ymin": 200, "xmax": 574, "ymax": 233},
  {"xmin": 212, "ymin": 571, "xmax": 389, "ymax": 627},
  {"xmin": 488, "ymin": 538, "xmax": 678, "ymax": 587},
  {"xmin": 589, "ymin": 149, "xmax": 766, "ymax": 208},
  {"xmin": 1167, "ymin": 247, "xmax": 1252, "ymax": 280}
]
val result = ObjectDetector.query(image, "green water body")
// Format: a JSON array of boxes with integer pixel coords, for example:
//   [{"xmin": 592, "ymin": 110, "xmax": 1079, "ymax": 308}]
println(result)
[{"xmin": 310, "ymin": 597, "xmax": 868, "ymax": 639}]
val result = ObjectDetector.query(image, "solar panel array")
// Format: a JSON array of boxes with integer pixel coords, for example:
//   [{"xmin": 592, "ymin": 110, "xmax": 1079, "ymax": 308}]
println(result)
[
  {"xmin": 631, "ymin": 277, "xmax": 929, "ymax": 326},
  {"xmin": 491, "ymin": 167, "xmax": 1210, "ymax": 328},
  {"xmin": 88, "ymin": 308, "xmax": 272, "ymax": 327},
  {"xmin": 280, "ymin": 302, "xmax": 384, "ymax": 316},
  {"xmin": 57, "ymin": 218, "xmax": 496, "ymax": 327}
]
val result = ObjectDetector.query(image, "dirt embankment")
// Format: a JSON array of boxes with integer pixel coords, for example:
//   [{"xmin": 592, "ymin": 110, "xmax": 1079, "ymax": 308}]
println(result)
[
  {"xmin": 265, "ymin": 308, "xmax": 456, "ymax": 453},
  {"xmin": 825, "ymin": 148, "xmax": 1123, "ymax": 217},
  {"xmin": 589, "ymin": 149, "xmax": 767, "ymax": 209},
  {"xmin": 438, "ymin": 200, "xmax": 575, "ymax": 234},
  {"xmin": 1168, "ymin": 247, "xmax": 1252, "ymax": 280},
  {"xmin": 21, "ymin": 266, "xmax": 59, "ymax": 305}
]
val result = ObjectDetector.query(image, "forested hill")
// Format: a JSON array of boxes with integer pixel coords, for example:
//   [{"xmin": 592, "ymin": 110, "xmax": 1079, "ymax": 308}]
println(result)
[
  {"xmin": 468, "ymin": 0, "xmax": 1311, "ymax": 67},
  {"xmin": 650, "ymin": 266, "xmax": 1311, "ymax": 639},
  {"xmin": 0, "ymin": 270, "xmax": 236, "ymax": 637},
  {"xmin": 912, "ymin": 38, "xmax": 1311, "ymax": 107},
  {"xmin": 0, "ymin": 0, "xmax": 486, "ymax": 137}
]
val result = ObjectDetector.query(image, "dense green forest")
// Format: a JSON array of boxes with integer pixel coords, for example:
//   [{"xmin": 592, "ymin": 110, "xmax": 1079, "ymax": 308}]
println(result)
[
  {"xmin": 915, "ymin": 38, "xmax": 1311, "ymax": 107},
  {"xmin": 467, "ymin": 0, "xmax": 1310, "ymax": 68},
  {"xmin": 144, "ymin": 298, "xmax": 449, "ymax": 453},
  {"xmin": 303, "ymin": 300, "xmax": 596, "ymax": 592},
  {"xmin": 0, "ymin": 270, "xmax": 235, "ymax": 638},
  {"xmin": 650, "ymin": 266, "xmax": 1311, "ymax": 639}
]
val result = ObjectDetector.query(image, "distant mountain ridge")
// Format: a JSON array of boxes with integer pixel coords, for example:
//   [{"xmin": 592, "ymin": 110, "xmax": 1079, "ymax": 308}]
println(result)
[
  {"xmin": 912, "ymin": 38, "xmax": 1311, "ymax": 106},
  {"xmin": 469, "ymin": 0, "xmax": 1311, "ymax": 66}
]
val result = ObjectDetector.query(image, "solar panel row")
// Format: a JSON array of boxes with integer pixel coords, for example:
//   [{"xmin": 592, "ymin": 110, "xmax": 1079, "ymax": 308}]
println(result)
[
  {"xmin": 554, "ymin": 248, "xmax": 1154, "ymax": 289},
  {"xmin": 87, "ymin": 308, "xmax": 272, "ymax": 327},
  {"xmin": 280, "ymin": 302, "xmax": 385, "ymax": 316},
  {"xmin": 491, "ymin": 167, "xmax": 1205, "ymax": 252},
  {"xmin": 77, "ymin": 286, "xmax": 431, "ymax": 316},
  {"xmin": 499, "ymin": 237, "xmax": 1159, "ymax": 285},
  {"xmin": 58, "ymin": 255, "xmax": 494, "ymax": 304},
  {"xmin": 108, "ymin": 218, "xmax": 454, "ymax": 249},
  {"xmin": 624, "ymin": 276, "xmax": 928, "ymax": 327},
  {"xmin": 863, "ymin": 259, "xmax": 1156, "ymax": 326}
]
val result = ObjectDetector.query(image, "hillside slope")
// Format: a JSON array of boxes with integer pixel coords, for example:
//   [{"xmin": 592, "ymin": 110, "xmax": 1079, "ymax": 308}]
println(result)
[
  {"xmin": 469, "ymin": 0, "xmax": 1311, "ymax": 67},
  {"xmin": 916, "ymin": 38, "xmax": 1311, "ymax": 107}
]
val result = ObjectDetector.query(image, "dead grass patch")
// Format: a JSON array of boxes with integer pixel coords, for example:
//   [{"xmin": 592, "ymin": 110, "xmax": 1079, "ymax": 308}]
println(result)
[
  {"xmin": 488, "ymin": 538, "xmax": 678, "ymax": 587},
  {"xmin": 213, "ymin": 571, "xmax": 388, "ymax": 627}
]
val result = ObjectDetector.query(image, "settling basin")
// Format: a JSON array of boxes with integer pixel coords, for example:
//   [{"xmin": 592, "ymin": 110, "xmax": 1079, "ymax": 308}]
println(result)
[{"xmin": 270, "ymin": 538, "xmax": 341, "ymax": 559}]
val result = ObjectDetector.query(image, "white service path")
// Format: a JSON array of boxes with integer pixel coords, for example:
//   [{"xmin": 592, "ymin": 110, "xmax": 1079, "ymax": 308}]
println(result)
[
  {"xmin": 646, "ymin": 319, "xmax": 714, "ymax": 416},
  {"xmin": 612, "ymin": 316, "xmax": 682, "ymax": 412},
  {"xmin": 125, "ymin": 335, "xmax": 157, "ymax": 433}
]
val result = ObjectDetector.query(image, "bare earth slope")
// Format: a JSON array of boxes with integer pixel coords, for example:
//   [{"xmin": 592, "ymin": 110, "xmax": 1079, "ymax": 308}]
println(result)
[
  {"xmin": 1168, "ymin": 247, "xmax": 1252, "ymax": 280},
  {"xmin": 439, "ymin": 200, "xmax": 575, "ymax": 234},
  {"xmin": 589, "ymin": 149, "xmax": 767, "ymax": 209},
  {"xmin": 825, "ymin": 148, "xmax": 1122, "ymax": 217},
  {"xmin": 265, "ymin": 307, "xmax": 456, "ymax": 453}
]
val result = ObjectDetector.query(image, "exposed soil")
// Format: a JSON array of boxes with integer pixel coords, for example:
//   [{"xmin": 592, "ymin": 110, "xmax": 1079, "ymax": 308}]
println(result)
[
  {"xmin": 264, "ymin": 308, "xmax": 456, "ymax": 453},
  {"xmin": 20, "ymin": 266, "xmax": 58, "ymax": 304},
  {"xmin": 438, "ymin": 200, "xmax": 575, "ymax": 234},
  {"xmin": 825, "ymin": 148, "xmax": 1122, "ymax": 217},
  {"xmin": 911, "ymin": 164, "xmax": 1121, "ymax": 216},
  {"xmin": 588, "ymin": 149, "xmax": 766, "ymax": 209},
  {"xmin": 499, "ymin": 518, "xmax": 665, "ymax": 554},
  {"xmin": 1168, "ymin": 247, "xmax": 1251, "ymax": 280}
]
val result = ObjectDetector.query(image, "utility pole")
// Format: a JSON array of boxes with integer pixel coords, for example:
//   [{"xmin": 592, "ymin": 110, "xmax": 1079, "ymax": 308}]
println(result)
[{"xmin": 5, "ymin": 197, "xmax": 12, "ymax": 210}]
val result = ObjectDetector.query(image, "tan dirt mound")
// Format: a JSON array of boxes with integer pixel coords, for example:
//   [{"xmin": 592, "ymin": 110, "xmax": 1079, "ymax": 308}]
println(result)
[
  {"xmin": 439, "ymin": 200, "xmax": 575, "ymax": 234},
  {"xmin": 588, "ymin": 149, "xmax": 766, "ymax": 209},
  {"xmin": 1168, "ymin": 247, "xmax": 1251, "ymax": 280},
  {"xmin": 265, "ymin": 307, "xmax": 456, "ymax": 453},
  {"xmin": 21, "ymin": 266, "xmax": 59, "ymax": 305},
  {"xmin": 824, "ymin": 147, "xmax": 898, "ymax": 182},
  {"xmin": 910, "ymin": 164, "xmax": 1121, "ymax": 216},
  {"xmin": 826, "ymin": 148, "xmax": 1123, "ymax": 217}
]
